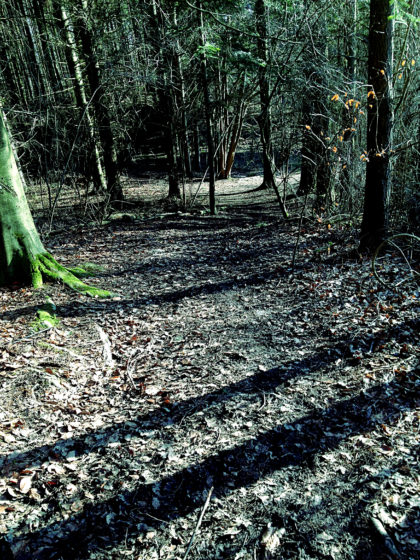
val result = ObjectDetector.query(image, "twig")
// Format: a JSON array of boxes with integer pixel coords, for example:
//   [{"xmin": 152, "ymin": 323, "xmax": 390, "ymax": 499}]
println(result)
[
  {"xmin": 372, "ymin": 233, "xmax": 420, "ymax": 289},
  {"xmin": 12, "ymin": 326, "xmax": 53, "ymax": 342},
  {"xmin": 183, "ymin": 486, "xmax": 214, "ymax": 560},
  {"xmin": 143, "ymin": 511, "xmax": 169, "ymax": 525}
]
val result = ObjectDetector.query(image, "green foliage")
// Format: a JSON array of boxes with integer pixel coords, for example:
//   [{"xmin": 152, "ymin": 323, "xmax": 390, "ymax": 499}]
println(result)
[
  {"xmin": 232, "ymin": 50, "xmax": 266, "ymax": 68},
  {"xmin": 390, "ymin": 0, "xmax": 420, "ymax": 24},
  {"xmin": 197, "ymin": 42, "xmax": 221, "ymax": 59}
]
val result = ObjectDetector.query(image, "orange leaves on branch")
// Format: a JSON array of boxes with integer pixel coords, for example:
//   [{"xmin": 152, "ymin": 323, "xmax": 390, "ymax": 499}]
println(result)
[
  {"xmin": 367, "ymin": 90, "xmax": 376, "ymax": 99},
  {"xmin": 305, "ymin": 125, "xmax": 311, "ymax": 130},
  {"xmin": 331, "ymin": 94, "xmax": 340, "ymax": 102}
]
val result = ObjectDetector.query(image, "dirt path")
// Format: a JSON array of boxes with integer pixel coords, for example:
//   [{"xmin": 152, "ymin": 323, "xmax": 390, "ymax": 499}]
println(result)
[{"xmin": 0, "ymin": 181, "xmax": 419, "ymax": 560}]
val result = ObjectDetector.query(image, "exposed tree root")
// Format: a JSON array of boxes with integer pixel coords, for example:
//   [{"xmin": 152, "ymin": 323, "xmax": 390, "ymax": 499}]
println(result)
[{"xmin": 37, "ymin": 252, "xmax": 113, "ymax": 297}]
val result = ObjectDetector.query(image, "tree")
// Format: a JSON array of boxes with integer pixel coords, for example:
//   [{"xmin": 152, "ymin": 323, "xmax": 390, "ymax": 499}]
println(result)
[
  {"xmin": 198, "ymin": 2, "xmax": 216, "ymax": 215},
  {"xmin": 359, "ymin": 0, "xmax": 394, "ymax": 252},
  {"xmin": 254, "ymin": 0, "xmax": 288, "ymax": 218},
  {"xmin": 58, "ymin": 2, "xmax": 107, "ymax": 192},
  {"xmin": 255, "ymin": 0, "xmax": 276, "ymax": 192},
  {"xmin": 0, "ymin": 107, "xmax": 110, "ymax": 296},
  {"xmin": 74, "ymin": 0, "xmax": 123, "ymax": 204}
]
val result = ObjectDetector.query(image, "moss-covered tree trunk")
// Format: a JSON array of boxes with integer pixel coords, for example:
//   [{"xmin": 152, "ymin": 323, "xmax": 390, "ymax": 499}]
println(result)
[{"xmin": 0, "ymin": 109, "xmax": 110, "ymax": 296}]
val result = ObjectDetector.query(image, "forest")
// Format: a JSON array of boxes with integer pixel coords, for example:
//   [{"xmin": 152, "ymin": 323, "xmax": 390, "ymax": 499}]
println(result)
[{"xmin": 0, "ymin": 0, "xmax": 419, "ymax": 559}]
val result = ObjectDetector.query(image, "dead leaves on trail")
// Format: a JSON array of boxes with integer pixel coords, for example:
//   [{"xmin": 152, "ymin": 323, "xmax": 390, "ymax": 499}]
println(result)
[{"xmin": 0, "ymin": 211, "xmax": 419, "ymax": 560}]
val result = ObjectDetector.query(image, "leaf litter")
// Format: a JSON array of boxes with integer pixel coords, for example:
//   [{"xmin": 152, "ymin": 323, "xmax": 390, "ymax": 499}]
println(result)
[{"xmin": 0, "ymin": 185, "xmax": 419, "ymax": 560}]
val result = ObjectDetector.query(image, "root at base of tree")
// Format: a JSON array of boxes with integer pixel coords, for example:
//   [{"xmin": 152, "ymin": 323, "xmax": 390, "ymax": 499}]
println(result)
[{"xmin": 36, "ymin": 252, "xmax": 112, "ymax": 297}]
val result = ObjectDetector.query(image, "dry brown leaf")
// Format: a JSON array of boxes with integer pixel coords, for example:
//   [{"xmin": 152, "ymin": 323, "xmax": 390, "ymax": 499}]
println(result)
[{"xmin": 19, "ymin": 477, "xmax": 32, "ymax": 494}]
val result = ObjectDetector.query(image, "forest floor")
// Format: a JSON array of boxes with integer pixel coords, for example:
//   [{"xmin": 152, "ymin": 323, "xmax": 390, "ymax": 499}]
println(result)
[{"xmin": 0, "ymin": 174, "xmax": 419, "ymax": 560}]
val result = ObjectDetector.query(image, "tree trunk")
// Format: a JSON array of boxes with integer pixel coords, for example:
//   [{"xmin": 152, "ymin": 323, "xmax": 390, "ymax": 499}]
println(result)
[
  {"xmin": 174, "ymin": 30, "xmax": 192, "ymax": 180},
  {"xmin": 223, "ymin": 99, "xmax": 246, "ymax": 179},
  {"xmin": 359, "ymin": 0, "xmax": 394, "ymax": 252},
  {"xmin": 298, "ymin": 98, "xmax": 318, "ymax": 196},
  {"xmin": 199, "ymin": 4, "xmax": 216, "ymax": 215},
  {"xmin": 255, "ymin": 0, "xmax": 288, "ymax": 218},
  {"xmin": 218, "ymin": 73, "xmax": 246, "ymax": 180},
  {"xmin": 255, "ymin": 0, "xmax": 275, "ymax": 191},
  {"xmin": 0, "ymin": 108, "xmax": 110, "ymax": 296},
  {"xmin": 192, "ymin": 124, "xmax": 201, "ymax": 172},
  {"xmin": 58, "ymin": 3, "xmax": 107, "ymax": 192},
  {"xmin": 76, "ymin": 0, "xmax": 122, "ymax": 204},
  {"xmin": 150, "ymin": 0, "xmax": 181, "ymax": 199}
]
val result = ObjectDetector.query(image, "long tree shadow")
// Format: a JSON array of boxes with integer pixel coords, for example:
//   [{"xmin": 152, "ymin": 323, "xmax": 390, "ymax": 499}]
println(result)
[
  {"xmin": 2, "ymin": 320, "xmax": 418, "ymax": 559},
  {"xmin": 6, "ymin": 371, "xmax": 417, "ymax": 560},
  {"xmin": 2, "ymin": 319, "xmax": 415, "ymax": 471},
  {"xmin": 0, "ymin": 262, "xmax": 293, "ymax": 321}
]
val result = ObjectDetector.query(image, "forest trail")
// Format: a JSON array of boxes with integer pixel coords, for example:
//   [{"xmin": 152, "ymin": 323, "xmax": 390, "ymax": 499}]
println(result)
[{"xmin": 0, "ymin": 180, "xmax": 419, "ymax": 560}]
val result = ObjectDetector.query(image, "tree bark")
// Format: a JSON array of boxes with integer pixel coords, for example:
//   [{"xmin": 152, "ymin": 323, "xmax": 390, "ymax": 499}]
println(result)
[
  {"xmin": 76, "ymin": 0, "xmax": 122, "ymax": 204},
  {"xmin": 0, "ymin": 108, "xmax": 110, "ymax": 295},
  {"xmin": 199, "ymin": 3, "xmax": 216, "ymax": 215},
  {"xmin": 58, "ymin": 3, "xmax": 107, "ymax": 192},
  {"xmin": 255, "ymin": 0, "xmax": 288, "ymax": 218},
  {"xmin": 255, "ymin": 0, "xmax": 276, "ymax": 191},
  {"xmin": 150, "ymin": 0, "xmax": 181, "ymax": 199},
  {"xmin": 360, "ymin": 0, "xmax": 394, "ymax": 252}
]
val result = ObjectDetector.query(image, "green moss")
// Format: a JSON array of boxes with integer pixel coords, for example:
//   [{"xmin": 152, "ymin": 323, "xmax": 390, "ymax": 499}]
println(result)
[
  {"xmin": 38, "ymin": 253, "xmax": 113, "ymax": 297},
  {"xmin": 28, "ymin": 254, "xmax": 43, "ymax": 288},
  {"xmin": 31, "ymin": 303, "xmax": 60, "ymax": 331},
  {"xmin": 68, "ymin": 266, "xmax": 95, "ymax": 278},
  {"xmin": 69, "ymin": 262, "xmax": 106, "ymax": 278}
]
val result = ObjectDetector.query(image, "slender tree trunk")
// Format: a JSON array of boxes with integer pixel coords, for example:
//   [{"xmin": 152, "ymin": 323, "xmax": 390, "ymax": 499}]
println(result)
[
  {"xmin": 76, "ymin": 0, "xmax": 122, "ymax": 204},
  {"xmin": 199, "ymin": 4, "xmax": 216, "ymax": 215},
  {"xmin": 217, "ymin": 71, "xmax": 247, "ymax": 180},
  {"xmin": 360, "ymin": 0, "xmax": 394, "ymax": 252},
  {"xmin": 255, "ymin": 0, "xmax": 288, "ymax": 218},
  {"xmin": 340, "ymin": 0, "xmax": 357, "ymax": 204},
  {"xmin": 173, "ymin": 26, "xmax": 192, "ymax": 179},
  {"xmin": 192, "ymin": 124, "xmax": 201, "ymax": 172},
  {"xmin": 223, "ymin": 98, "xmax": 246, "ymax": 179},
  {"xmin": 298, "ymin": 97, "xmax": 318, "ymax": 196},
  {"xmin": 58, "ymin": 3, "xmax": 107, "ymax": 192},
  {"xmin": 32, "ymin": 0, "xmax": 62, "ymax": 94},
  {"xmin": 150, "ymin": 0, "xmax": 181, "ymax": 198},
  {"xmin": 255, "ymin": 0, "xmax": 276, "ymax": 191}
]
